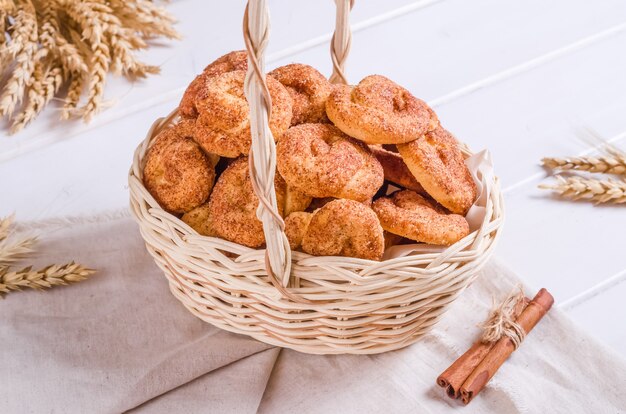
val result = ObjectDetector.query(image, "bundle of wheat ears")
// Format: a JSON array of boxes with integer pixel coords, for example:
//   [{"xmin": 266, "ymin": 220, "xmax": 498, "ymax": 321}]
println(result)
[
  {"xmin": 0, "ymin": 214, "xmax": 95, "ymax": 294},
  {"xmin": 0, "ymin": 0, "xmax": 179, "ymax": 133},
  {"xmin": 540, "ymin": 144, "xmax": 626, "ymax": 204}
]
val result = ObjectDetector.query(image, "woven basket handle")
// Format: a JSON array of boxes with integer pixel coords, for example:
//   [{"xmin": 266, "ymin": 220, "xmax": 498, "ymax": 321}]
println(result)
[{"xmin": 243, "ymin": 0, "xmax": 353, "ymax": 288}]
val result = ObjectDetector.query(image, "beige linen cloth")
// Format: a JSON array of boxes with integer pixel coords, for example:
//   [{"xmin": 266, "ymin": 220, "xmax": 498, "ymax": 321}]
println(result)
[{"xmin": 1, "ymin": 212, "xmax": 625, "ymax": 413}]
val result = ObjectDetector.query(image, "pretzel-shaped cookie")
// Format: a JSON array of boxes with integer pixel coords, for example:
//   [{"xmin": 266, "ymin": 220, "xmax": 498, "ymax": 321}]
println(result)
[
  {"xmin": 372, "ymin": 190, "xmax": 469, "ymax": 246},
  {"xmin": 397, "ymin": 126, "xmax": 476, "ymax": 215},
  {"xmin": 179, "ymin": 51, "xmax": 248, "ymax": 119},
  {"xmin": 204, "ymin": 157, "xmax": 310, "ymax": 247},
  {"xmin": 194, "ymin": 70, "xmax": 293, "ymax": 158},
  {"xmin": 269, "ymin": 63, "xmax": 332, "ymax": 125},
  {"xmin": 285, "ymin": 199, "xmax": 384, "ymax": 261},
  {"xmin": 326, "ymin": 75, "xmax": 438, "ymax": 144},
  {"xmin": 369, "ymin": 144, "xmax": 426, "ymax": 194},
  {"xmin": 277, "ymin": 123, "xmax": 383, "ymax": 202}
]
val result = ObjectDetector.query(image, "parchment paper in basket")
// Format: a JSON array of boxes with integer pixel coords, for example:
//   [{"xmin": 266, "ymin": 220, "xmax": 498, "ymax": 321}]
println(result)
[{"xmin": 383, "ymin": 149, "xmax": 494, "ymax": 260}]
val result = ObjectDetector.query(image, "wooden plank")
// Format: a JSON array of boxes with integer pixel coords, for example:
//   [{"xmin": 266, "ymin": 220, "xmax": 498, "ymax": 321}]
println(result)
[
  {"xmin": 436, "ymin": 31, "xmax": 626, "ymax": 186},
  {"xmin": 271, "ymin": 0, "xmax": 626, "ymax": 100},
  {"xmin": 500, "ymin": 169, "xmax": 626, "ymax": 303},
  {"xmin": 564, "ymin": 277, "xmax": 626, "ymax": 356},
  {"xmin": 0, "ymin": 100, "xmax": 176, "ymax": 220}
]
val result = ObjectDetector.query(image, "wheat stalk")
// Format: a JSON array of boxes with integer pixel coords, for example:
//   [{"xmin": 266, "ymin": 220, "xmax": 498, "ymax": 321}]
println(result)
[
  {"xmin": 0, "ymin": 235, "xmax": 37, "ymax": 264},
  {"xmin": 0, "ymin": 262, "xmax": 95, "ymax": 293},
  {"xmin": 539, "ymin": 175, "xmax": 626, "ymax": 204},
  {"xmin": 604, "ymin": 143, "xmax": 626, "ymax": 162},
  {"xmin": 64, "ymin": 1, "xmax": 112, "ymax": 121},
  {"xmin": 0, "ymin": 1, "xmax": 14, "ymax": 47},
  {"xmin": 61, "ymin": 71, "xmax": 85, "ymax": 120},
  {"xmin": 108, "ymin": 27, "xmax": 158, "ymax": 78},
  {"xmin": 37, "ymin": 0, "xmax": 87, "ymax": 76},
  {"xmin": 0, "ymin": 0, "xmax": 38, "ymax": 117},
  {"xmin": 110, "ymin": 0, "xmax": 180, "ymax": 40},
  {"xmin": 543, "ymin": 138, "xmax": 626, "ymax": 175},
  {"xmin": 11, "ymin": 65, "xmax": 63, "ymax": 132},
  {"xmin": 74, "ymin": 2, "xmax": 143, "ymax": 73},
  {"xmin": 82, "ymin": 41, "xmax": 110, "ymax": 121},
  {"xmin": 0, "ymin": 1, "xmax": 16, "ymax": 66},
  {"xmin": 0, "ymin": 214, "xmax": 96, "ymax": 295},
  {"xmin": 0, "ymin": 214, "xmax": 15, "ymax": 241},
  {"xmin": 0, "ymin": 214, "xmax": 37, "ymax": 264},
  {"xmin": 542, "ymin": 155, "xmax": 626, "ymax": 175}
]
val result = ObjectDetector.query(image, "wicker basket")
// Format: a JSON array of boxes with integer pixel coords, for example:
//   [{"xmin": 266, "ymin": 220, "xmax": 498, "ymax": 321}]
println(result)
[{"xmin": 128, "ymin": 0, "xmax": 504, "ymax": 354}]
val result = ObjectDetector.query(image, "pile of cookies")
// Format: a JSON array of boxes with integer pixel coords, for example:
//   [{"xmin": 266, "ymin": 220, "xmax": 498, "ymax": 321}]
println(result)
[{"xmin": 143, "ymin": 51, "xmax": 477, "ymax": 261}]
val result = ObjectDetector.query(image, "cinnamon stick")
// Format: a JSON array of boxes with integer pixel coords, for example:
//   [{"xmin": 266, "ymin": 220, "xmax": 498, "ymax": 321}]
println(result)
[
  {"xmin": 460, "ymin": 288, "xmax": 554, "ymax": 405},
  {"xmin": 436, "ymin": 296, "xmax": 529, "ymax": 398}
]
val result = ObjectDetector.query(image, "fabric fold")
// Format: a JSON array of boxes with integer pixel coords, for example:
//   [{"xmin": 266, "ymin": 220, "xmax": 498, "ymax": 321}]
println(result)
[{"xmin": 130, "ymin": 348, "xmax": 281, "ymax": 413}]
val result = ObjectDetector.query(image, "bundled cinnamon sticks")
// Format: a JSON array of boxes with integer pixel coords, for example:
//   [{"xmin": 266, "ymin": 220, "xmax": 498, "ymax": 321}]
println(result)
[{"xmin": 437, "ymin": 288, "xmax": 554, "ymax": 405}]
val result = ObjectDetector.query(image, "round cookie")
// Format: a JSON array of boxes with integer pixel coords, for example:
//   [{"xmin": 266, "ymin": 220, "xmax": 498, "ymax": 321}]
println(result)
[
  {"xmin": 372, "ymin": 190, "xmax": 469, "ymax": 246},
  {"xmin": 269, "ymin": 63, "xmax": 332, "ymax": 125},
  {"xmin": 181, "ymin": 202, "xmax": 215, "ymax": 237},
  {"xmin": 143, "ymin": 120, "xmax": 215, "ymax": 214},
  {"xmin": 397, "ymin": 126, "xmax": 476, "ymax": 215},
  {"xmin": 277, "ymin": 123, "xmax": 383, "ymax": 202},
  {"xmin": 326, "ymin": 75, "xmax": 438, "ymax": 144},
  {"xmin": 194, "ymin": 70, "xmax": 293, "ymax": 158}
]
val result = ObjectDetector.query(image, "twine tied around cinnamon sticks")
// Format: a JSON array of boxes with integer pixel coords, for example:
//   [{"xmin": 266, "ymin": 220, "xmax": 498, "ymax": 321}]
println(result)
[
  {"xmin": 480, "ymin": 287, "xmax": 527, "ymax": 349},
  {"xmin": 437, "ymin": 287, "xmax": 554, "ymax": 405}
]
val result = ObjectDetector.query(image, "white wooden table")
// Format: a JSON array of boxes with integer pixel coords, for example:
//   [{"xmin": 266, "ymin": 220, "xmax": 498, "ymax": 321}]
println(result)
[{"xmin": 1, "ymin": 0, "xmax": 625, "ymax": 357}]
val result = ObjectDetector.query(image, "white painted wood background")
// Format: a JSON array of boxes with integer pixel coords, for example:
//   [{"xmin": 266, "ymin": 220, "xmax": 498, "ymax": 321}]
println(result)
[{"xmin": 1, "ymin": 0, "xmax": 625, "ymax": 357}]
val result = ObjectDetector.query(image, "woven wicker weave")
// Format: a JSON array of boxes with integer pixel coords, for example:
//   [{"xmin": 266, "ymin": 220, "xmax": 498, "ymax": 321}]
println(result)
[{"xmin": 128, "ymin": 0, "xmax": 504, "ymax": 354}]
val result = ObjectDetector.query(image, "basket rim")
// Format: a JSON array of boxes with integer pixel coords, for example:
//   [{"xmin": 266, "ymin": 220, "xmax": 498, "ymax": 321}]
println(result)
[{"xmin": 127, "ymin": 108, "xmax": 504, "ymax": 354}]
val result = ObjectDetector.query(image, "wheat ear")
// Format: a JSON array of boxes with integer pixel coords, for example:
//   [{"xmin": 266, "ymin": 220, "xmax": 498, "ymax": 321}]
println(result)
[
  {"xmin": 0, "ymin": 0, "xmax": 16, "ymax": 54},
  {"xmin": 0, "ymin": 212, "xmax": 37, "ymax": 264},
  {"xmin": 0, "ymin": 1, "xmax": 14, "ymax": 46},
  {"xmin": 0, "ymin": 235, "xmax": 37, "ymax": 264},
  {"xmin": 83, "ymin": 41, "xmax": 110, "ymax": 122},
  {"xmin": 61, "ymin": 71, "xmax": 85, "ymax": 120},
  {"xmin": 604, "ymin": 143, "xmax": 626, "ymax": 163},
  {"xmin": 0, "ymin": 262, "xmax": 95, "ymax": 293},
  {"xmin": 0, "ymin": 214, "xmax": 96, "ymax": 295},
  {"xmin": 11, "ymin": 65, "xmax": 63, "ymax": 132},
  {"xmin": 539, "ymin": 175, "xmax": 626, "ymax": 204},
  {"xmin": 65, "ymin": 1, "xmax": 111, "ymax": 121},
  {"xmin": 0, "ymin": 214, "xmax": 15, "ymax": 241},
  {"xmin": 37, "ymin": 0, "xmax": 87, "ymax": 76},
  {"xmin": 0, "ymin": 214, "xmax": 37, "ymax": 263},
  {"xmin": 90, "ymin": 2, "xmax": 159, "ymax": 78},
  {"xmin": 109, "ymin": 0, "xmax": 180, "ymax": 40},
  {"xmin": 542, "ymin": 155, "xmax": 626, "ymax": 175},
  {"xmin": 0, "ymin": 0, "xmax": 38, "ymax": 117}
]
